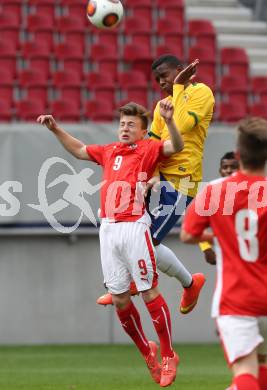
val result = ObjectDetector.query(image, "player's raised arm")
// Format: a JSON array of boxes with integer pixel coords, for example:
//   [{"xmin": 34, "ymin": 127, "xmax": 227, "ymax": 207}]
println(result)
[
  {"xmin": 160, "ymin": 98, "xmax": 184, "ymax": 157},
  {"xmin": 37, "ymin": 115, "xmax": 90, "ymax": 160}
]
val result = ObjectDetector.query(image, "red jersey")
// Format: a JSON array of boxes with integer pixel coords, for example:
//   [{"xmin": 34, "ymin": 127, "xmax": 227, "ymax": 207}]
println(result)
[
  {"xmin": 86, "ymin": 139, "xmax": 165, "ymax": 221},
  {"xmin": 183, "ymin": 171, "xmax": 267, "ymax": 317}
]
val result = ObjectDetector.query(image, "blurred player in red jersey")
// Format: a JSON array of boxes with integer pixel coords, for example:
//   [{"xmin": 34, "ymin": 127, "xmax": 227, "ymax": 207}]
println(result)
[
  {"xmin": 199, "ymin": 151, "xmax": 240, "ymax": 265},
  {"xmin": 98, "ymin": 57, "xmax": 213, "ymax": 314},
  {"xmin": 37, "ymin": 99, "xmax": 183, "ymax": 387},
  {"xmin": 181, "ymin": 117, "xmax": 267, "ymax": 390}
]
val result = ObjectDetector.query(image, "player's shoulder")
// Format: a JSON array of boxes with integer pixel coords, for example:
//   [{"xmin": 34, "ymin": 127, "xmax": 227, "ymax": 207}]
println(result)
[{"xmin": 190, "ymin": 82, "xmax": 214, "ymax": 97}]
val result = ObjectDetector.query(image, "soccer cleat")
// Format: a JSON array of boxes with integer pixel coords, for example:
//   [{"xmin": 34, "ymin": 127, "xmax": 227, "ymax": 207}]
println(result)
[
  {"xmin": 96, "ymin": 281, "xmax": 139, "ymax": 306},
  {"xmin": 180, "ymin": 273, "xmax": 206, "ymax": 314},
  {"xmin": 145, "ymin": 341, "xmax": 161, "ymax": 384},
  {"xmin": 96, "ymin": 293, "xmax": 113, "ymax": 306},
  {"xmin": 160, "ymin": 351, "xmax": 179, "ymax": 387}
]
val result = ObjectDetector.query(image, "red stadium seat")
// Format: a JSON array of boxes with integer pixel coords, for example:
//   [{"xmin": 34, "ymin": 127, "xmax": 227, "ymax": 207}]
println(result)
[
  {"xmin": 122, "ymin": 16, "xmax": 152, "ymax": 35},
  {"xmin": 0, "ymin": 100, "xmax": 12, "ymax": 121},
  {"xmin": 90, "ymin": 43, "xmax": 118, "ymax": 61},
  {"xmin": 119, "ymin": 89, "xmax": 148, "ymax": 108},
  {"xmin": 117, "ymin": 70, "xmax": 147, "ymax": 89},
  {"xmin": 21, "ymin": 41, "xmax": 51, "ymax": 59},
  {"xmin": 124, "ymin": 0, "xmax": 153, "ymax": 6},
  {"xmin": 188, "ymin": 45, "xmax": 216, "ymax": 81},
  {"xmin": 0, "ymin": 58, "xmax": 17, "ymax": 78},
  {"xmin": 15, "ymin": 99, "xmax": 46, "ymax": 122},
  {"xmin": 0, "ymin": 68, "xmax": 14, "ymax": 86},
  {"xmin": 0, "ymin": 28, "xmax": 20, "ymax": 48},
  {"xmin": 0, "ymin": 11, "xmax": 20, "ymax": 29},
  {"xmin": 56, "ymin": 87, "xmax": 82, "ymax": 105},
  {"xmin": 27, "ymin": 58, "xmax": 51, "ymax": 79},
  {"xmin": 27, "ymin": 1, "xmax": 55, "ymax": 19},
  {"xmin": 85, "ymin": 72, "xmax": 115, "ymax": 90},
  {"xmin": 0, "ymin": 39, "xmax": 17, "ymax": 57},
  {"xmin": 220, "ymin": 75, "xmax": 250, "ymax": 107},
  {"xmin": 27, "ymin": 0, "xmax": 56, "ymax": 5},
  {"xmin": 0, "ymin": 86, "xmax": 14, "ymax": 106},
  {"xmin": 155, "ymin": 43, "xmax": 184, "ymax": 62},
  {"xmin": 26, "ymin": 13, "xmax": 54, "ymax": 32},
  {"xmin": 188, "ymin": 19, "xmax": 216, "ymax": 49},
  {"xmin": 49, "ymin": 99, "xmax": 81, "ymax": 122},
  {"xmin": 91, "ymin": 30, "xmax": 118, "ymax": 47},
  {"xmin": 64, "ymin": 3, "xmax": 84, "ymax": 17},
  {"xmin": 127, "ymin": 6, "xmax": 153, "ymax": 24},
  {"xmin": 95, "ymin": 60, "xmax": 118, "ymax": 80},
  {"xmin": 54, "ymin": 41, "xmax": 84, "ymax": 60},
  {"xmin": 249, "ymin": 102, "xmax": 267, "ymax": 119},
  {"xmin": 251, "ymin": 76, "xmax": 267, "ymax": 102},
  {"xmin": 195, "ymin": 70, "xmax": 217, "ymax": 92},
  {"xmin": 156, "ymin": 17, "xmax": 184, "ymax": 35},
  {"xmin": 18, "ymin": 68, "xmax": 48, "ymax": 88},
  {"xmin": 25, "ymin": 87, "xmax": 48, "ymax": 106},
  {"xmin": 157, "ymin": 0, "xmax": 184, "ymax": 27},
  {"xmin": 59, "ymin": 0, "xmax": 84, "ymax": 4},
  {"xmin": 94, "ymin": 90, "xmax": 116, "ymax": 103},
  {"xmin": 217, "ymin": 100, "xmax": 248, "ymax": 123},
  {"xmin": 56, "ymin": 14, "xmax": 87, "ymax": 34},
  {"xmin": 52, "ymin": 69, "xmax": 82, "ymax": 88},
  {"xmin": 220, "ymin": 47, "xmax": 249, "ymax": 80},
  {"xmin": 84, "ymin": 100, "xmax": 114, "ymax": 122}
]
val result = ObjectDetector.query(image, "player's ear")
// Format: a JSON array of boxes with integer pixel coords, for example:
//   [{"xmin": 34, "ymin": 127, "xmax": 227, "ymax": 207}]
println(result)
[{"xmin": 235, "ymin": 150, "xmax": 240, "ymax": 161}]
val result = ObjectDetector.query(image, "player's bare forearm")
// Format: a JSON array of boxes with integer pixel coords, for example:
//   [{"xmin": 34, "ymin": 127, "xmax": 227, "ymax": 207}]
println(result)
[
  {"xmin": 180, "ymin": 228, "xmax": 214, "ymax": 244},
  {"xmin": 159, "ymin": 98, "xmax": 184, "ymax": 156},
  {"xmin": 37, "ymin": 114, "xmax": 89, "ymax": 160},
  {"xmin": 165, "ymin": 117, "xmax": 184, "ymax": 154}
]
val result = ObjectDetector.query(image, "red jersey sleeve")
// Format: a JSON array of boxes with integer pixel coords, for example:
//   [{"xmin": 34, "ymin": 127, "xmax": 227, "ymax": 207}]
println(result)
[
  {"xmin": 183, "ymin": 186, "xmax": 211, "ymax": 237},
  {"xmin": 86, "ymin": 145, "xmax": 105, "ymax": 166}
]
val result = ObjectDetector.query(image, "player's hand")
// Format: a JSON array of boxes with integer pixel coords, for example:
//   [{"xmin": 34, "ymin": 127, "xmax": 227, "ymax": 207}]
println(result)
[
  {"xmin": 174, "ymin": 59, "xmax": 199, "ymax": 85},
  {"xmin": 159, "ymin": 98, "xmax": 174, "ymax": 122},
  {"xmin": 144, "ymin": 175, "xmax": 160, "ymax": 197},
  {"xmin": 203, "ymin": 248, "xmax": 216, "ymax": 265},
  {"xmin": 37, "ymin": 114, "xmax": 59, "ymax": 132}
]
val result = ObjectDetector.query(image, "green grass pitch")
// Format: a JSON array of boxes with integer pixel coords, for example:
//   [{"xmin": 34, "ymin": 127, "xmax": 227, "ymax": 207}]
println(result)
[{"xmin": 0, "ymin": 344, "xmax": 231, "ymax": 389}]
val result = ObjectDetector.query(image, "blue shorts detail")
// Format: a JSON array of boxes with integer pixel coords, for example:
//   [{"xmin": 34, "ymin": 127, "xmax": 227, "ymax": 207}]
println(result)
[{"xmin": 147, "ymin": 174, "xmax": 193, "ymax": 243}]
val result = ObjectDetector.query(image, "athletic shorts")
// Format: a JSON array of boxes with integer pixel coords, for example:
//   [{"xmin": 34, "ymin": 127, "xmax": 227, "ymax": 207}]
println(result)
[
  {"xmin": 216, "ymin": 315, "xmax": 267, "ymax": 364},
  {"xmin": 147, "ymin": 174, "xmax": 193, "ymax": 242},
  {"xmin": 99, "ymin": 219, "xmax": 158, "ymax": 295}
]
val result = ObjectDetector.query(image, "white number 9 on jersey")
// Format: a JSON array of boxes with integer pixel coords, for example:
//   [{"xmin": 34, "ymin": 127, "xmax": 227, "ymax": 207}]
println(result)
[{"xmin": 113, "ymin": 155, "xmax": 123, "ymax": 171}]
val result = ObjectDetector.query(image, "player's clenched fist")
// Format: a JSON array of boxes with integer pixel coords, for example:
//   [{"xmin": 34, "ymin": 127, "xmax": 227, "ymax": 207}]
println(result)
[
  {"xmin": 159, "ymin": 98, "xmax": 174, "ymax": 121},
  {"xmin": 37, "ymin": 115, "xmax": 59, "ymax": 132}
]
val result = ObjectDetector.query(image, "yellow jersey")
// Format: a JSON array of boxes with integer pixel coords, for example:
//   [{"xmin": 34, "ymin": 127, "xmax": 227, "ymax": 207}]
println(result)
[{"xmin": 149, "ymin": 83, "xmax": 215, "ymax": 197}]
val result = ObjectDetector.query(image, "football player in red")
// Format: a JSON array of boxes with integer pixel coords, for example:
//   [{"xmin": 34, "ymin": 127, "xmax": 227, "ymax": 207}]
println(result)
[
  {"xmin": 181, "ymin": 117, "xmax": 267, "ymax": 390},
  {"xmin": 37, "ymin": 98, "xmax": 183, "ymax": 387}
]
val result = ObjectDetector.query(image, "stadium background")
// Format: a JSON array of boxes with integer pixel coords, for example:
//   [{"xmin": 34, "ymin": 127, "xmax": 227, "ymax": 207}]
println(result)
[{"xmin": 0, "ymin": 0, "xmax": 266, "ymax": 348}]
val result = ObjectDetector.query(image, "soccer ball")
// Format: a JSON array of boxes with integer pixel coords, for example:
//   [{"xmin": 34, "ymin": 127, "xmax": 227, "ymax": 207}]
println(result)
[{"xmin": 87, "ymin": 0, "xmax": 124, "ymax": 29}]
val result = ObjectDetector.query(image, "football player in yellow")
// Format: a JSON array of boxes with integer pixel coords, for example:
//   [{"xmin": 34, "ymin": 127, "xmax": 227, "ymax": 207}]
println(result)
[{"xmin": 98, "ymin": 55, "xmax": 215, "ymax": 314}]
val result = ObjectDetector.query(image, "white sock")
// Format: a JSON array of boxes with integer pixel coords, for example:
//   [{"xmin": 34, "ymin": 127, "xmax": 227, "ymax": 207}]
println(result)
[{"xmin": 155, "ymin": 244, "xmax": 192, "ymax": 287}]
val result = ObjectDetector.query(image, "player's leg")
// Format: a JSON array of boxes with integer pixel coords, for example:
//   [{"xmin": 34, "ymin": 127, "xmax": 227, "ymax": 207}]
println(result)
[
  {"xmin": 258, "ymin": 317, "xmax": 267, "ymax": 389},
  {"xmin": 112, "ymin": 222, "xmax": 161, "ymax": 384},
  {"xmin": 148, "ymin": 178, "xmax": 205, "ymax": 313},
  {"xmin": 128, "ymin": 224, "xmax": 179, "ymax": 387},
  {"xmin": 99, "ymin": 223, "xmax": 152, "ymax": 362},
  {"xmin": 217, "ymin": 316, "xmax": 262, "ymax": 390}
]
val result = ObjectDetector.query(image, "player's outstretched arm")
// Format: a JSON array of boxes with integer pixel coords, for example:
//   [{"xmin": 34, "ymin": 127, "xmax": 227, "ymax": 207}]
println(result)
[
  {"xmin": 160, "ymin": 98, "xmax": 184, "ymax": 157},
  {"xmin": 37, "ymin": 115, "xmax": 90, "ymax": 160},
  {"xmin": 174, "ymin": 59, "xmax": 199, "ymax": 85}
]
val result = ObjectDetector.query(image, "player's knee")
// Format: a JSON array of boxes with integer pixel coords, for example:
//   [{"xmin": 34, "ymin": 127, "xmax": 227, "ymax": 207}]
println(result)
[
  {"xmin": 142, "ymin": 286, "xmax": 159, "ymax": 303},
  {"xmin": 112, "ymin": 292, "xmax": 131, "ymax": 310}
]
